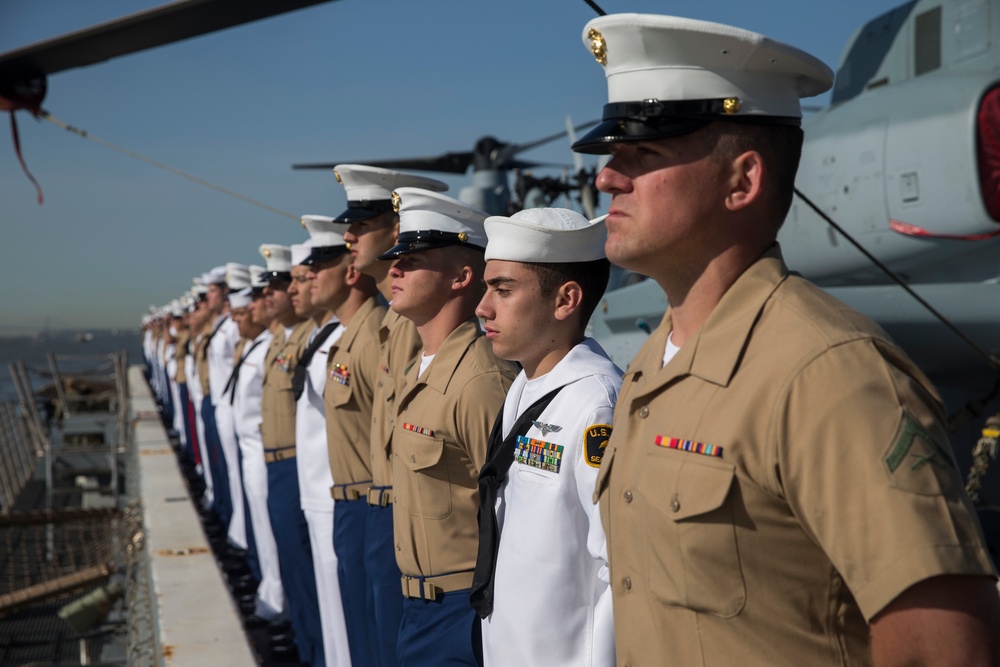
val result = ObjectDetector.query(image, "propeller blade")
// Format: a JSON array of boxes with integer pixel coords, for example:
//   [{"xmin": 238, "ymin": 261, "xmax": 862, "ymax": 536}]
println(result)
[
  {"xmin": 565, "ymin": 115, "xmax": 586, "ymax": 174},
  {"xmin": 497, "ymin": 119, "xmax": 600, "ymax": 166},
  {"xmin": 0, "ymin": 0, "xmax": 341, "ymax": 88}
]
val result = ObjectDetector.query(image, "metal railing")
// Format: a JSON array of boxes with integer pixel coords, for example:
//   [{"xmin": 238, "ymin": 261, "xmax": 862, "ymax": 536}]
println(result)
[{"xmin": 0, "ymin": 350, "xmax": 161, "ymax": 666}]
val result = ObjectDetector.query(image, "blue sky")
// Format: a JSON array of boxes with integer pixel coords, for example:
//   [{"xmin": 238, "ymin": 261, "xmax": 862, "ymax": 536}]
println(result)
[{"xmin": 0, "ymin": 0, "xmax": 905, "ymax": 333}]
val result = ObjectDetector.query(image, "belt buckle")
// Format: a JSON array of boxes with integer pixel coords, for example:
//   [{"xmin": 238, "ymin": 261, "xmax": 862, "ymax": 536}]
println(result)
[{"xmin": 379, "ymin": 490, "xmax": 390, "ymax": 508}]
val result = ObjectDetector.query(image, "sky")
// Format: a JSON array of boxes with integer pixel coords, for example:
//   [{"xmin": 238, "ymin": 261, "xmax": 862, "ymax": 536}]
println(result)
[{"xmin": 0, "ymin": 0, "xmax": 908, "ymax": 333}]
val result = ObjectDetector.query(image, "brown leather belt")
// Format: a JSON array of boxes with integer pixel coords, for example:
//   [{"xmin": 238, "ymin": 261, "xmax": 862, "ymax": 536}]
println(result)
[
  {"xmin": 367, "ymin": 486, "xmax": 393, "ymax": 507},
  {"xmin": 330, "ymin": 481, "xmax": 371, "ymax": 501},
  {"xmin": 400, "ymin": 571, "xmax": 475, "ymax": 601},
  {"xmin": 263, "ymin": 446, "xmax": 296, "ymax": 463}
]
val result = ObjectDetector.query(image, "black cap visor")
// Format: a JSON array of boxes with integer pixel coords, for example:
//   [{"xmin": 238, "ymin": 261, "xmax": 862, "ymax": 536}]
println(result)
[
  {"xmin": 263, "ymin": 271, "xmax": 292, "ymax": 285},
  {"xmin": 302, "ymin": 245, "xmax": 349, "ymax": 266},
  {"xmin": 572, "ymin": 99, "xmax": 800, "ymax": 154},
  {"xmin": 377, "ymin": 230, "xmax": 483, "ymax": 261},
  {"xmin": 333, "ymin": 199, "xmax": 395, "ymax": 224}
]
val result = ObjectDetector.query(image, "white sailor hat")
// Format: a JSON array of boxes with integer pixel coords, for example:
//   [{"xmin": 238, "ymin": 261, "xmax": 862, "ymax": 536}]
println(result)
[
  {"xmin": 332, "ymin": 164, "xmax": 449, "ymax": 224},
  {"xmin": 378, "ymin": 187, "xmax": 489, "ymax": 260},
  {"xmin": 181, "ymin": 293, "xmax": 196, "ymax": 312},
  {"xmin": 249, "ymin": 265, "xmax": 268, "ymax": 295},
  {"xmin": 572, "ymin": 14, "xmax": 834, "ymax": 153},
  {"xmin": 258, "ymin": 244, "xmax": 292, "ymax": 283},
  {"xmin": 300, "ymin": 215, "xmax": 349, "ymax": 265},
  {"xmin": 229, "ymin": 288, "xmax": 253, "ymax": 309},
  {"xmin": 484, "ymin": 208, "xmax": 607, "ymax": 263},
  {"xmin": 168, "ymin": 299, "xmax": 183, "ymax": 317},
  {"xmin": 225, "ymin": 263, "xmax": 250, "ymax": 290}
]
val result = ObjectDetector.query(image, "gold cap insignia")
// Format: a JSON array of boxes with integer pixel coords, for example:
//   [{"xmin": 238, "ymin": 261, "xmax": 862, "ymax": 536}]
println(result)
[
  {"xmin": 345, "ymin": 241, "xmax": 352, "ymax": 250},
  {"xmin": 723, "ymin": 98, "xmax": 741, "ymax": 114},
  {"xmin": 588, "ymin": 28, "xmax": 607, "ymax": 66},
  {"xmin": 391, "ymin": 191, "xmax": 401, "ymax": 213},
  {"xmin": 333, "ymin": 169, "xmax": 343, "ymax": 184},
  {"xmin": 263, "ymin": 248, "xmax": 272, "ymax": 258},
  {"xmin": 458, "ymin": 232, "xmax": 468, "ymax": 242},
  {"xmin": 300, "ymin": 218, "xmax": 307, "ymax": 228}
]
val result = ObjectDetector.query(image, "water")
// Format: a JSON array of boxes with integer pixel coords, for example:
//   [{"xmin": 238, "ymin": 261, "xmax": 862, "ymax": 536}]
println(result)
[{"xmin": 0, "ymin": 330, "xmax": 143, "ymax": 403}]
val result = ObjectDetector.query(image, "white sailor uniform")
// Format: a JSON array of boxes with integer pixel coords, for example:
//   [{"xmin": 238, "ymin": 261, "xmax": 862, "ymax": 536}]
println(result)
[{"xmin": 482, "ymin": 338, "xmax": 620, "ymax": 667}]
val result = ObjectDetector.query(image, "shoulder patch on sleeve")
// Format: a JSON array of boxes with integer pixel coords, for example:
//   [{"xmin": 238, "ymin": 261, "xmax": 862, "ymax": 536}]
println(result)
[
  {"xmin": 584, "ymin": 424, "xmax": 613, "ymax": 468},
  {"xmin": 883, "ymin": 413, "xmax": 959, "ymax": 495}
]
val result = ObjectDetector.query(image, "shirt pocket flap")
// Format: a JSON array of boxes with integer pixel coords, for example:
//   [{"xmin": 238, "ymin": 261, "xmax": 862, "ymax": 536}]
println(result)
[
  {"xmin": 328, "ymin": 377, "xmax": 354, "ymax": 408},
  {"xmin": 396, "ymin": 427, "xmax": 445, "ymax": 472},
  {"xmin": 670, "ymin": 461, "xmax": 735, "ymax": 522}
]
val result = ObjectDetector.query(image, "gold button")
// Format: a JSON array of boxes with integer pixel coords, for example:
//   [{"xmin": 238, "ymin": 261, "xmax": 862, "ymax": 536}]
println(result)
[
  {"xmin": 396, "ymin": 543, "xmax": 402, "ymax": 552},
  {"xmin": 638, "ymin": 406, "xmax": 649, "ymax": 418},
  {"xmin": 670, "ymin": 494, "xmax": 681, "ymax": 513},
  {"xmin": 624, "ymin": 490, "xmax": 633, "ymax": 503},
  {"xmin": 622, "ymin": 576, "xmax": 632, "ymax": 590}
]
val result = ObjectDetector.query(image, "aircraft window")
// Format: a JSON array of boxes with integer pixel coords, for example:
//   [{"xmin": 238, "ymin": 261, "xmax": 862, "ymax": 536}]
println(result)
[
  {"xmin": 915, "ymin": 7, "xmax": 942, "ymax": 76},
  {"xmin": 831, "ymin": 1, "xmax": 917, "ymax": 105}
]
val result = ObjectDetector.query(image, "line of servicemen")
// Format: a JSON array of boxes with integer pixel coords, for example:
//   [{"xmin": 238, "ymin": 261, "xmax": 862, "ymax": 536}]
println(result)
[
  {"xmin": 141, "ymin": 157, "xmax": 618, "ymax": 667},
  {"xmin": 141, "ymin": 9, "xmax": 999, "ymax": 667}
]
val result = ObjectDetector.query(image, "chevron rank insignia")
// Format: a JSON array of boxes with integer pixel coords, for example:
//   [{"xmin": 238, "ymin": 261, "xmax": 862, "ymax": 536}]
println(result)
[
  {"xmin": 585, "ymin": 424, "xmax": 612, "ymax": 468},
  {"xmin": 531, "ymin": 421, "xmax": 562, "ymax": 437}
]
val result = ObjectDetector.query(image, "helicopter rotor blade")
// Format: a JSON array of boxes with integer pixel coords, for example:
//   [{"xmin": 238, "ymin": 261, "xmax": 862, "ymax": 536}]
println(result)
[
  {"xmin": 495, "ymin": 119, "xmax": 600, "ymax": 166},
  {"xmin": 0, "ymin": 0, "xmax": 340, "ymax": 90},
  {"xmin": 293, "ymin": 151, "xmax": 475, "ymax": 174}
]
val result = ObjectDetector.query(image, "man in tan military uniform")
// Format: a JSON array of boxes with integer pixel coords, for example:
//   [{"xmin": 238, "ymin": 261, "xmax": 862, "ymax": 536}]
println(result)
[
  {"xmin": 380, "ymin": 187, "xmax": 517, "ymax": 667},
  {"xmin": 571, "ymin": 14, "xmax": 1000, "ymax": 667},
  {"xmin": 333, "ymin": 163, "xmax": 449, "ymax": 667},
  {"xmin": 257, "ymin": 243, "xmax": 324, "ymax": 667}
]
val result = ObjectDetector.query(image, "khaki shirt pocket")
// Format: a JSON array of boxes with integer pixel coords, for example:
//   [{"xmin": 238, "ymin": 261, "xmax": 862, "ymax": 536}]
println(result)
[
  {"xmin": 639, "ymin": 451, "xmax": 746, "ymax": 618},
  {"xmin": 327, "ymin": 375, "xmax": 355, "ymax": 409},
  {"xmin": 395, "ymin": 428, "xmax": 452, "ymax": 520}
]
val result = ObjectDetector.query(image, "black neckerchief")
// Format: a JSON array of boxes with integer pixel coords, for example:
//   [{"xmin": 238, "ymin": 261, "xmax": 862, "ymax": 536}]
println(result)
[
  {"xmin": 291, "ymin": 321, "xmax": 339, "ymax": 400},
  {"xmin": 470, "ymin": 385, "xmax": 563, "ymax": 618}
]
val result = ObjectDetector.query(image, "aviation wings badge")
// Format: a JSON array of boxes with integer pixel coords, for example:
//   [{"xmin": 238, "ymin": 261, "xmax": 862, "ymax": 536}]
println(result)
[{"xmin": 532, "ymin": 421, "xmax": 562, "ymax": 437}]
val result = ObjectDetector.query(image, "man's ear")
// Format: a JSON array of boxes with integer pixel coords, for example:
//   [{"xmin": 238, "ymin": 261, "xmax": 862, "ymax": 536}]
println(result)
[
  {"xmin": 725, "ymin": 150, "xmax": 764, "ymax": 212},
  {"xmin": 345, "ymin": 262, "xmax": 361, "ymax": 286},
  {"xmin": 553, "ymin": 280, "xmax": 584, "ymax": 322},
  {"xmin": 452, "ymin": 265, "xmax": 475, "ymax": 291}
]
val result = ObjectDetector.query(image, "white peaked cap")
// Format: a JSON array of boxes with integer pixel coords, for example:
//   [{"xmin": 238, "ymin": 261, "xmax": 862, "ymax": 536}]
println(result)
[
  {"xmin": 259, "ymin": 244, "xmax": 292, "ymax": 273},
  {"xmin": 301, "ymin": 215, "xmax": 345, "ymax": 246},
  {"xmin": 573, "ymin": 14, "xmax": 834, "ymax": 153},
  {"xmin": 225, "ymin": 263, "xmax": 250, "ymax": 290},
  {"xmin": 484, "ymin": 208, "xmax": 607, "ymax": 263},
  {"xmin": 290, "ymin": 242, "xmax": 312, "ymax": 266},
  {"xmin": 378, "ymin": 187, "xmax": 489, "ymax": 260},
  {"xmin": 170, "ymin": 299, "xmax": 184, "ymax": 317},
  {"xmin": 249, "ymin": 265, "xmax": 268, "ymax": 289},
  {"xmin": 229, "ymin": 289, "xmax": 252, "ymax": 309},
  {"xmin": 203, "ymin": 265, "xmax": 227, "ymax": 285},
  {"xmin": 301, "ymin": 215, "xmax": 349, "ymax": 265},
  {"xmin": 192, "ymin": 277, "xmax": 208, "ymax": 296},
  {"xmin": 332, "ymin": 164, "xmax": 449, "ymax": 223}
]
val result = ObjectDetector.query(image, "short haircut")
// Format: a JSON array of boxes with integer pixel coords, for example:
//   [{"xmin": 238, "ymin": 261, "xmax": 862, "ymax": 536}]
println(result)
[
  {"xmin": 525, "ymin": 258, "xmax": 610, "ymax": 332},
  {"xmin": 703, "ymin": 122, "xmax": 804, "ymax": 227}
]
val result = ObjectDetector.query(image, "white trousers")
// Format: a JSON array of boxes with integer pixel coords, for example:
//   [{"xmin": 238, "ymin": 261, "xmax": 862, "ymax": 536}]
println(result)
[{"xmin": 304, "ymin": 508, "xmax": 353, "ymax": 667}]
